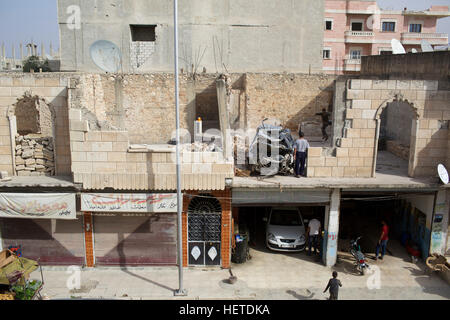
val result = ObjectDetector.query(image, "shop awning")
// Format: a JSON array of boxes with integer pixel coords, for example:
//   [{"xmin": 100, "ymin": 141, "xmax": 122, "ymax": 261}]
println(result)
[
  {"xmin": 0, "ymin": 193, "xmax": 76, "ymax": 219},
  {"xmin": 81, "ymin": 193, "xmax": 177, "ymax": 212},
  {"xmin": 232, "ymin": 189, "xmax": 330, "ymax": 205}
]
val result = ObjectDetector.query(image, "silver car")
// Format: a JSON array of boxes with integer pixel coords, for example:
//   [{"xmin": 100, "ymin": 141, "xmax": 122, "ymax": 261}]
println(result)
[{"xmin": 264, "ymin": 207, "xmax": 306, "ymax": 252}]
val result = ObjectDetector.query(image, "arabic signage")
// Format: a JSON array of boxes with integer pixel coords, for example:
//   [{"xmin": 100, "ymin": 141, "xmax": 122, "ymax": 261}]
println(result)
[
  {"xmin": 0, "ymin": 193, "xmax": 76, "ymax": 220},
  {"xmin": 81, "ymin": 193, "xmax": 177, "ymax": 212}
]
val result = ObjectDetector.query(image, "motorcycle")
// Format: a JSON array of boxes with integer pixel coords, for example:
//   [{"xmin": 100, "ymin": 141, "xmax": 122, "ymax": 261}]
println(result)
[
  {"xmin": 350, "ymin": 236, "xmax": 369, "ymax": 275},
  {"xmin": 248, "ymin": 118, "xmax": 295, "ymax": 177}
]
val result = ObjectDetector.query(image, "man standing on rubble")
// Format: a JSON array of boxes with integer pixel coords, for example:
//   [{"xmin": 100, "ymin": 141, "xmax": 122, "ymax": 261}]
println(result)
[
  {"xmin": 293, "ymin": 132, "xmax": 309, "ymax": 178},
  {"xmin": 315, "ymin": 107, "xmax": 332, "ymax": 142}
]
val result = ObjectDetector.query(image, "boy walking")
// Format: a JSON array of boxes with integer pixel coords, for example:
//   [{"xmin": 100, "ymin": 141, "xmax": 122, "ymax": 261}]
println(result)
[{"xmin": 324, "ymin": 271, "xmax": 342, "ymax": 300}]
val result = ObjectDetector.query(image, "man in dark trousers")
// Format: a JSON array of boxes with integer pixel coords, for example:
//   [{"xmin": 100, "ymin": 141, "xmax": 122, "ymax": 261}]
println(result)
[
  {"xmin": 375, "ymin": 220, "xmax": 389, "ymax": 260},
  {"xmin": 324, "ymin": 271, "xmax": 342, "ymax": 300},
  {"xmin": 293, "ymin": 132, "xmax": 310, "ymax": 178},
  {"xmin": 315, "ymin": 108, "xmax": 332, "ymax": 141}
]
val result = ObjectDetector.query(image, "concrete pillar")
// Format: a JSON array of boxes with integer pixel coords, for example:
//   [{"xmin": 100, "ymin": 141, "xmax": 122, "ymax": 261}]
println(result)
[
  {"xmin": 19, "ymin": 43, "xmax": 23, "ymax": 60},
  {"xmin": 216, "ymin": 79, "xmax": 232, "ymax": 162},
  {"xmin": 322, "ymin": 188, "xmax": 341, "ymax": 267},
  {"xmin": 40, "ymin": 42, "xmax": 45, "ymax": 59},
  {"xmin": 430, "ymin": 190, "xmax": 449, "ymax": 256}
]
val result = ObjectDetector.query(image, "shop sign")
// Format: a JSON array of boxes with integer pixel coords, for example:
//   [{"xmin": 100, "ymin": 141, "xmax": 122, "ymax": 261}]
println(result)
[
  {"xmin": 81, "ymin": 193, "xmax": 177, "ymax": 212},
  {"xmin": 0, "ymin": 193, "xmax": 76, "ymax": 219}
]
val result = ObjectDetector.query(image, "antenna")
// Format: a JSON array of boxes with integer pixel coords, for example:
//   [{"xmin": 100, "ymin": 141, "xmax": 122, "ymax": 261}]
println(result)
[
  {"xmin": 391, "ymin": 39, "xmax": 406, "ymax": 54},
  {"xmin": 420, "ymin": 40, "xmax": 434, "ymax": 52},
  {"xmin": 438, "ymin": 164, "xmax": 449, "ymax": 185},
  {"xmin": 89, "ymin": 40, "xmax": 122, "ymax": 73}
]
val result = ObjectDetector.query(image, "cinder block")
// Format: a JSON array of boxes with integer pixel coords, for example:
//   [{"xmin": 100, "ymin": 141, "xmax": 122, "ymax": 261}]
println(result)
[
  {"xmin": 107, "ymin": 152, "xmax": 127, "ymax": 162},
  {"xmin": 340, "ymin": 138, "xmax": 352, "ymax": 148},
  {"xmin": 72, "ymin": 162, "xmax": 92, "ymax": 173},
  {"xmin": 116, "ymin": 132, "xmax": 129, "ymax": 142},
  {"xmin": 359, "ymin": 148, "xmax": 373, "ymax": 158},
  {"xmin": 308, "ymin": 157, "xmax": 325, "ymax": 166},
  {"xmin": 352, "ymin": 119, "xmax": 367, "ymax": 129},
  {"xmin": 360, "ymin": 129, "xmax": 375, "ymax": 138},
  {"xmin": 346, "ymin": 128, "xmax": 361, "ymax": 138},
  {"xmin": 344, "ymin": 167, "xmax": 357, "ymax": 177},
  {"xmin": 347, "ymin": 90, "xmax": 365, "ymax": 100},
  {"xmin": 387, "ymin": 80, "xmax": 397, "ymax": 89},
  {"xmin": 364, "ymin": 90, "xmax": 381, "ymax": 100},
  {"xmin": 332, "ymin": 166, "xmax": 344, "ymax": 177},
  {"xmin": 346, "ymin": 108, "xmax": 362, "ymax": 119},
  {"xmin": 87, "ymin": 152, "xmax": 108, "ymax": 162},
  {"xmin": 364, "ymin": 157, "xmax": 373, "ymax": 167},
  {"xmin": 92, "ymin": 162, "xmax": 117, "ymax": 173},
  {"xmin": 0, "ymin": 77, "xmax": 13, "ymax": 86},
  {"xmin": 410, "ymin": 81, "xmax": 424, "ymax": 90},
  {"xmin": 101, "ymin": 131, "xmax": 117, "ymax": 142},
  {"xmin": 396, "ymin": 80, "xmax": 411, "ymax": 90},
  {"xmin": 112, "ymin": 142, "xmax": 129, "ymax": 152},
  {"xmin": 91, "ymin": 142, "xmax": 113, "ymax": 152},
  {"xmin": 70, "ymin": 120, "xmax": 89, "ymax": 132},
  {"xmin": 338, "ymin": 157, "xmax": 349, "ymax": 167},
  {"xmin": 308, "ymin": 147, "xmax": 322, "ymax": 157},
  {"xmin": 126, "ymin": 152, "xmax": 145, "ymax": 162},
  {"xmin": 69, "ymin": 109, "xmax": 82, "ymax": 121},
  {"xmin": 372, "ymin": 80, "xmax": 388, "ymax": 90},
  {"xmin": 357, "ymin": 167, "xmax": 372, "ymax": 177},
  {"xmin": 349, "ymin": 157, "xmax": 364, "ymax": 167},
  {"xmin": 362, "ymin": 110, "xmax": 376, "ymax": 119},
  {"xmin": 85, "ymin": 131, "xmax": 102, "ymax": 141},
  {"xmin": 70, "ymin": 131, "xmax": 85, "ymax": 142},
  {"xmin": 348, "ymin": 148, "xmax": 359, "ymax": 157},
  {"xmin": 352, "ymin": 100, "xmax": 372, "ymax": 109},
  {"xmin": 350, "ymin": 79, "xmax": 361, "ymax": 89},
  {"xmin": 306, "ymin": 167, "xmax": 314, "ymax": 177},
  {"xmin": 315, "ymin": 167, "xmax": 331, "ymax": 177},
  {"xmin": 44, "ymin": 77, "xmax": 61, "ymax": 87},
  {"xmin": 72, "ymin": 141, "xmax": 92, "ymax": 152},
  {"xmin": 360, "ymin": 80, "xmax": 372, "ymax": 90},
  {"xmin": 149, "ymin": 152, "xmax": 166, "ymax": 163},
  {"xmin": 71, "ymin": 152, "xmax": 86, "ymax": 162},
  {"xmin": 336, "ymin": 148, "xmax": 348, "ymax": 157},
  {"xmin": 325, "ymin": 157, "xmax": 337, "ymax": 167}
]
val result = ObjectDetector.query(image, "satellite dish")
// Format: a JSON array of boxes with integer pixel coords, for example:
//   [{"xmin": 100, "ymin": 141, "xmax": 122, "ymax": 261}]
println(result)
[
  {"xmin": 89, "ymin": 40, "xmax": 122, "ymax": 73},
  {"xmin": 391, "ymin": 39, "xmax": 406, "ymax": 54},
  {"xmin": 421, "ymin": 40, "xmax": 434, "ymax": 52},
  {"xmin": 411, "ymin": 48, "xmax": 418, "ymax": 53},
  {"xmin": 438, "ymin": 164, "xmax": 449, "ymax": 184}
]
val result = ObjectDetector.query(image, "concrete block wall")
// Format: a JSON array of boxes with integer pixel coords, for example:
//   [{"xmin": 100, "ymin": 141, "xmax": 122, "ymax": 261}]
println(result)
[
  {"xmin": 308, "ymin": 79, "xmax": 449, "ymax": 178},
  {"xmin": 0, "ymin": 73, "xmax": 71, "ymax": 176}
]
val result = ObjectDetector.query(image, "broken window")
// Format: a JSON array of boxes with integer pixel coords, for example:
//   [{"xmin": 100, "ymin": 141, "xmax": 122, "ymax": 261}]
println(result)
[
  {"xmin": 130, "ymin": 25, "xmax": 156, "ymax": 42},
  {"xmin": 130, "ymin": 25, "xmax": 157, "ymax": 69}
]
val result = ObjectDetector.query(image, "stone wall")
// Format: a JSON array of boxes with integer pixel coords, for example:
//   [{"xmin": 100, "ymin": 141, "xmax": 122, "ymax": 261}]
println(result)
[
  {"xmin": 0, "ymin": 73, "xmax": 71, "ymax": 176},
  {"xmin": 307, "ymin": 79, "xmax": 450, "ymax": 178},
  {"xmin": 14, "ymin": 134, "xmax": 55, "ymax": 176},
  {"xmin": 244, "ymin": 73, "xmax": 336, "ymax": 133}
]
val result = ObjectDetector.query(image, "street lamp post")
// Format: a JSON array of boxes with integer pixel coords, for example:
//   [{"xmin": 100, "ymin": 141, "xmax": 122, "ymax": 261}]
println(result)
[{"xmin": 173, "ymin": 0, "xmax": 187, "ymax": 297}]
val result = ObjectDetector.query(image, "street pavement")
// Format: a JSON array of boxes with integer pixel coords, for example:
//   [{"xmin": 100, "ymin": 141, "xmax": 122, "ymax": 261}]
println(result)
[{"xmin": 31, "ymin": 240, "xmax": 450, "ymax": 300}]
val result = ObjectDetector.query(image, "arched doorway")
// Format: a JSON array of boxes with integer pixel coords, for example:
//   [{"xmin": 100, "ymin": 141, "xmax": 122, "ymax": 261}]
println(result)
[
  {"xmin": 373, "ymin": 96, "xmax": 419, "ymax": 177},
  {"xmin": 187, "ymin": 194, "xmax": 222, "ymax": 266}
]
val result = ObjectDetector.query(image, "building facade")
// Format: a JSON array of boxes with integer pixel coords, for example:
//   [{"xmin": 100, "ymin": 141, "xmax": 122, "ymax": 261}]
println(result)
[
  {"xmin": 57, "ymin": 0, "xmax": 325, "ymax": 74},
  {"xmin": 322, "ymin": 0, "xmax": 450, "ymax": 74}
]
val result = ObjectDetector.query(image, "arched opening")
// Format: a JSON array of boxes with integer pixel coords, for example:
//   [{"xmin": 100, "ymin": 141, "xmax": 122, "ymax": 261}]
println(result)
[
  {"xmin": 187, "ymin": 194, "xmax": 222, "ymax": 266},
  {"xmin": 11, "ymin": 93, "xmax": 56, "ymax": 176},
  {"xmin": 374, "ymin": 98, "xmax": 418, "ymax": 177}
]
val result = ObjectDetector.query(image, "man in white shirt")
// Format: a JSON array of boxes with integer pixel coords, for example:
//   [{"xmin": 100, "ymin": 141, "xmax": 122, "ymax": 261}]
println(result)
[
  {"xmin": 293, "ymin": 132, "xmax": 310, "ymax": 178},
  {"xmin": 307, "ymin": 218, "xmax": 321, "ymax": 256}
]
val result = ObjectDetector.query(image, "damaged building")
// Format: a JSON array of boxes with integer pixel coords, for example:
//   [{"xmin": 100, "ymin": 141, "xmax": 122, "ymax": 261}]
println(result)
[{"xmin": 0, "ymin": 0, "xmax": 448, "ymax": 272}]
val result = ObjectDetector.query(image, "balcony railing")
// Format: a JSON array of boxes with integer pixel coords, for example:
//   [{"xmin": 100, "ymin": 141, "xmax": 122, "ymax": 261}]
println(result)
[
  {"xmin": 343, "ymin": 59, "xmax": 361, "ymax": 72},
  {"xmin": 345, "ymin": 31, "xmax": 375, "ymax": 37},
  {"xmin": 401, "ymin": 32, "xmax": 448, "ymax": 39}
]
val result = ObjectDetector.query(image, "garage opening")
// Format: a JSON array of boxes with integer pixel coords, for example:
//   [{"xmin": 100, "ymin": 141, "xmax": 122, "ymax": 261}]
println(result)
[
  {"xmin": 337, "ymin": 192, "xmax": 434, "ymax": 274},
  {"xmin": 376, "ymin": 101, "xmax": 415, "ymax": 176},
  {"xmin": 233, "ymin": 206, "xmax": 326, "ymax": 263}
]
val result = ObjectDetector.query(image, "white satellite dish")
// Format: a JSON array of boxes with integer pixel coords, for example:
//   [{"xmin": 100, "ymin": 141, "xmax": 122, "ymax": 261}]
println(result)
[
  {"xmin": 421, "ymin": 40, "xmax": 434, "ymax": 52},
  {"xmin": 438, "ymin": 164, "xmax": 449, "ymax": 184},
  {"xmin": 411, "ymin": 48, "xmax": 418, "ymax": 53},
  {"xmin": 89, "ymin": 40, "xmax": 122, "ymax": 73},
  {"xmin": 391, "ymin": 39, "xmax": 406, "ymax": 54}
]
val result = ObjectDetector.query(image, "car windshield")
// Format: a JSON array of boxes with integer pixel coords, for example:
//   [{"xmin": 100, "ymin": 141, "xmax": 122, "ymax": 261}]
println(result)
[{"xmin": 270, "ymin": 210, "xmax": 302, "ymax": 226}]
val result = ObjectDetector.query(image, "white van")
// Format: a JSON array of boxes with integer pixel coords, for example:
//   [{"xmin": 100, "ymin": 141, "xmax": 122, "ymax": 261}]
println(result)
[{"xmin": 264, "ymin": 207, "xmax": 306, "ymax": 252}]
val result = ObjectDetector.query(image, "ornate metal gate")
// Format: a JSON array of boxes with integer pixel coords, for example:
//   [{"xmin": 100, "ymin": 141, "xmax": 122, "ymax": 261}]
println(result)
[{"xmin": 187, "ymin": 195, "xmax": 222, "ymax": 266}]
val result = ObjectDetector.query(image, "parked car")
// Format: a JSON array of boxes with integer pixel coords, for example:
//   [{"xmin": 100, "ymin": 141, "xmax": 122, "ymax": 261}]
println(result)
[{"xmin": 264, "ymin": 207, "xmax": 306, "ymax": 252}]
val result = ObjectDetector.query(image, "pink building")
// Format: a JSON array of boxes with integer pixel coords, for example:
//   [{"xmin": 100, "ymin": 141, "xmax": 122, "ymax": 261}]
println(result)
[{"xmin": 323, "ymin": 0, "xmax": 450, "ymax": 74}]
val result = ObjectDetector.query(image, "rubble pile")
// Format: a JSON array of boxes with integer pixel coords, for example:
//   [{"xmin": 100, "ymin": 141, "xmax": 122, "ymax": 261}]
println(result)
[{"xmin": 14, "ymin": 134, "xmax": 55, "ymax": 176}]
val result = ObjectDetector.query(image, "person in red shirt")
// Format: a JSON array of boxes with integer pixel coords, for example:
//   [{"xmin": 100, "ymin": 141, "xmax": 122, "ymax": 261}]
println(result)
[{"xmin": 375, "ymin": 220, "xmax": 389, "ymax": 260}]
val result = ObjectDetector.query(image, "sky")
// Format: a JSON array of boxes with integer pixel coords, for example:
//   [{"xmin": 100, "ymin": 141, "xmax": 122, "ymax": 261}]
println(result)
[{"xmin": 0, "ymin": 0, "xmax": 449, "ymax": 58}]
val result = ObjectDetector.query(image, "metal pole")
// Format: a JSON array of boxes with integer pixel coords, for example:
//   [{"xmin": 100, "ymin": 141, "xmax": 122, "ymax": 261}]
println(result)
[{"xmin": 174, "ymin": 0, "xmax": 187, "ymax": 296}]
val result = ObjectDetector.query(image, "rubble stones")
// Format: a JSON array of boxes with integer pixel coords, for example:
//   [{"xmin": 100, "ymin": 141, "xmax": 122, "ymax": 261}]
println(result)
[{"xmin": 14, "ymin": 134, "xmax": 55, "ymax": 176}]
